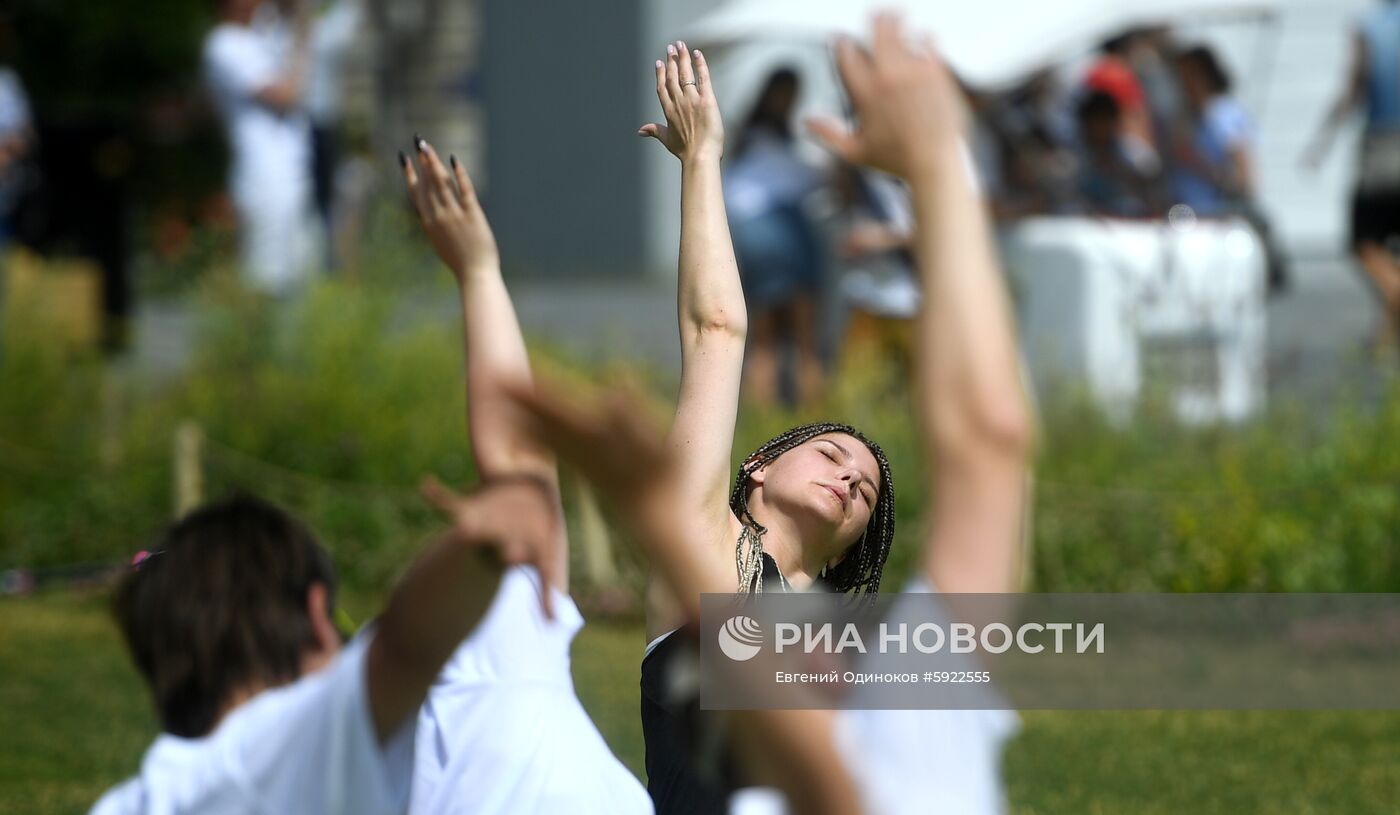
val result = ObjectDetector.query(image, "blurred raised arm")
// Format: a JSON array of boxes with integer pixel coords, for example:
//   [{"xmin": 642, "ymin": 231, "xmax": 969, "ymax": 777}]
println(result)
[
  {"xmin": 367, "ymin": 477, "xmax": 559, "ymax": 741},
  {"xmin": 508, "ymin": 382, "xmax": 862, "ymax": 814},
  {"xmin": 638, "ymin": 42, "xmax": 748, "ymax": 630},
  {"xmin": 401, "ymin": 139, "xmax": 565, "ymax": 586},
  {"xmin": 810, "ymin": 17, "xmax": 1032, "ymax": 595}
]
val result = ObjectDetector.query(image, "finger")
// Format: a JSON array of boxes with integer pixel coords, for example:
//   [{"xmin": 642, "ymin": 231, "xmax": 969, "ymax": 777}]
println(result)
[
  {"xmin": 399, "ymin": 151, "xmax": 425, "ymax": 216},
  {"xmin": 416, "ymin": 138, "xmax": 457, "ymax": 210},
  {"xmin": 503, "ymin": 380, "xmax": 610, "ymax": 469},
  {"xmin": 676, "ymin": 40, "xmax": 697, "ymax": 91},
  {"xmin": 693, "ymin": 49, "xmax": 713, "ymax": 99},
  {"xmin": 536, "ymin": 553, "xmax": 558, "ymax": 620},
  {"xmin": 805, "ymin": 116, "xmax": 859, "ymax": 163},
  {"xmin": 419, "ymin": 474, "xmax": 466, "ymax": 518},
  {"xmin": 872, "ymin": 11, "xmax": 907, "ymax": 63},
  {"xmin": 833, "ymin": 37, "xmax": 875, "ymax": 105},
  {"xmin": 665, "ymin": 43, "xmax": 684, "ymax": 108},
  {"xmin": 654, "ymin": 59, "xmax": 676, "ymax": 120},
  {"xmin": 637, "ymin": 122, "xmax": 670, "ymax": 142},
  {"xmin": 446, "ymin": 154, "xmax": 477, "ymax": 210}
]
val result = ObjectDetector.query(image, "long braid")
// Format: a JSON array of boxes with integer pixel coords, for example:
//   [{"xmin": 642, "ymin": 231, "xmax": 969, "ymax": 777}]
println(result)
[{"xmin": 729, "ymin": 422, "xmax": 896, "ymax": 598}]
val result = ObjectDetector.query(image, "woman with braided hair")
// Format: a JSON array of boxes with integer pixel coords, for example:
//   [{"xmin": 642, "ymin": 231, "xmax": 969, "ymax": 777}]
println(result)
[
  {"xmin": 637, "ymin": 17, "xmax": 1032, "ymax": 813},
  {"xmin": 636, "ymin": 40, "xmax": 899, "ymax": 815}
]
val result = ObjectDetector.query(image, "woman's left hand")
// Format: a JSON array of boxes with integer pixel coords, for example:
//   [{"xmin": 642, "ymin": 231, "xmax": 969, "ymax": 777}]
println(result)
[{"xmin": 401, "ymin": 138, "xmax": 500, "ymax": 283}]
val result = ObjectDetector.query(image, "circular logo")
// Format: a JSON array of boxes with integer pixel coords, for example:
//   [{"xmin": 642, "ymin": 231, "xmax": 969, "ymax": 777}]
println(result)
[{"xmin": 717, "ymin": 615, "xmax": 764, "ymax": 661}]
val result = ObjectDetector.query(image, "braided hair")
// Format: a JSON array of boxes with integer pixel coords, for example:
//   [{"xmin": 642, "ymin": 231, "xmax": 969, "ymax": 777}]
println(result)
[{"xmin": 729, "ymin": 422, "xmax": 895, "ymax": 597}]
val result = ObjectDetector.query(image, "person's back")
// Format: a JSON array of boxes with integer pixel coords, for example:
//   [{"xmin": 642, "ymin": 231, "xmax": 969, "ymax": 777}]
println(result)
[
  {"xmin": 90, "ymin": 633, "xmax": 414, "ymax": 815},
  {"xmin": 409, "ymin": 566, "xmax": 652, "ymax": 815},
  {"xmin": 1361, "ymin": 3, "xmax": 1400, "ymax": 132}
]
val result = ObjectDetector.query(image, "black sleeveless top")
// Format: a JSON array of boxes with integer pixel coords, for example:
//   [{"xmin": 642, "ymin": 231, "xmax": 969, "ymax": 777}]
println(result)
[{"xmin": 640, "ymin": 553, "xmax": 789, "ymax": 814}]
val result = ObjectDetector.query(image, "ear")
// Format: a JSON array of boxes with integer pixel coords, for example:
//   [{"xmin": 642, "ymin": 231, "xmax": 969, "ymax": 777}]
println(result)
[
  {"xmin": 746, "ymin": 460, "xmax": 767, "ymax": 487},
  {"xmin": 305, "ymin": 582, "xmax": 340, "ymax": 663}
]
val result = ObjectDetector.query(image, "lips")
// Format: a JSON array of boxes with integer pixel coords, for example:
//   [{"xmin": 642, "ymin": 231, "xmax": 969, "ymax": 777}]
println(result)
[{"xmin": 822, "ymin": 484, "xmax": 847, "ymax": 510}]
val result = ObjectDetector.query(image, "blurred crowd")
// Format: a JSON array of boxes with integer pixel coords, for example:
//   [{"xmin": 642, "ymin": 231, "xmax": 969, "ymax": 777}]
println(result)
[{"xmin": 726, "ymin": 27, "xmax": 1301, "ymax": 407}]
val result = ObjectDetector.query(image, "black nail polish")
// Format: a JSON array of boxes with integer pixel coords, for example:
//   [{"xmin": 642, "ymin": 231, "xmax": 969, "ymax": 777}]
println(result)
[
  {"xmin": 449, "ymin": 154, "xmax": 458, "ymax": 169},
  {"xmin": 413, "ymin": 133, "xmax": 425, "ymax": 152},
  {"xmin": 397, "ymin": 150, "xmax": 407, "ymax": 168}
]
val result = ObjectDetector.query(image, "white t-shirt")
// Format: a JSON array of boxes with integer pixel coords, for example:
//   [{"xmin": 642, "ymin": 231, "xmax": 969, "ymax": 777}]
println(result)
[
  {"xmin": 203, "ymin": 22, "xmax": 311, "ymax": 204},
  {"xmin": 409, "ymin": 566, "xmax": 652, "ymax": 815},
  {"xmin": 731, "ymin": 578, "xmax": 1019, "ymax": 815},
  {"xmin": 89, "ymin": 631, "xmax": 417, "ymax": 815}
]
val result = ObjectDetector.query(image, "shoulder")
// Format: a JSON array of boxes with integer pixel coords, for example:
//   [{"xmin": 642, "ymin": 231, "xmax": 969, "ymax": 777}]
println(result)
[{"xmin": 88, "ymin": 777, "xmax": 143, "ymax": 815}]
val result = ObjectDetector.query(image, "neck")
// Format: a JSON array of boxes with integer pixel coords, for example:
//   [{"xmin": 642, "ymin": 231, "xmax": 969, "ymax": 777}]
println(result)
[{"xmin": 747, "ymin": 495, "xmax": 837, "ymax": 589}]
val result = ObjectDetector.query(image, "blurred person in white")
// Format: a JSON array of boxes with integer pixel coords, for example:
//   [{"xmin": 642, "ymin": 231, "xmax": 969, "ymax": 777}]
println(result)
[
  {"xmin": 1305, "ymin": 0, "xmax": 1400, "ymax": 353},
  {"xmin": 396, "ymin": 136, "xmax": 652, "ymax": 815},
  {"xmin": 724, "ymin": 68, "xmax": 828, "ymax": 407},
  {"xmin": 515, "ymin": 18, "xmax": 1032, "ymax": 814},
  {"xmin": 204, "ymin": 0, "xmax": 317, "ymax": 294},
  {"xmin": 88, "ymin": 481, "xmax": 564, "ymax": 815}
]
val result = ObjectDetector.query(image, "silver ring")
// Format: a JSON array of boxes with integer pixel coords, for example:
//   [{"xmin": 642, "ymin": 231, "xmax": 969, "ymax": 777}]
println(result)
[{"xmin": 681, "ymin": 80, "xmax": 698, "ymax": 87}]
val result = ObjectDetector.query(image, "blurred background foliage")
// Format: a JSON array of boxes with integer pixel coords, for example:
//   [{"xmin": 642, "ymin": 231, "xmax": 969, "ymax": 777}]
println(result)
[{"xmin": 4, "ymin": 253, "xmax": 1400, "ymax": 601}]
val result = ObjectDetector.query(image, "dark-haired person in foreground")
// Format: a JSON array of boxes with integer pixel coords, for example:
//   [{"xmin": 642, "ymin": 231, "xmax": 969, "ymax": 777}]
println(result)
[
  {"xmin": 565, "ymin": 16, "xmax": 1028, "ymax": 814},
  {"xmin": 396, "ymin": 140, "xmax": 651, "ymax": 814},
  {"xmin": 89, "ymin": 482, "xmax": 560, "ymax": 815}
]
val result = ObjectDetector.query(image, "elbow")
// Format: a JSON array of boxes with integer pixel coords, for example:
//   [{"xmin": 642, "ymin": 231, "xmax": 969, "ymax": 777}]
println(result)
[
  {"xmin": 690, "ymin": 308, "xmax": 748, "ymax": 341},
  {"xmin": 933, "ymin": 395, "xmax": 1035, "ymax": 465}
]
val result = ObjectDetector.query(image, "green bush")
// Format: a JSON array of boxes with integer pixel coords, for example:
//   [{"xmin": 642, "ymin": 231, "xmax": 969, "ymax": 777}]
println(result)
[{"xmin": 3, "ymin": 272, "xmax": 1400, "ymax": 596}]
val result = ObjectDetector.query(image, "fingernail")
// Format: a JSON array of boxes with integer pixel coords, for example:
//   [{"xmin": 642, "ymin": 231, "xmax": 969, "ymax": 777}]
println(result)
[
  {"xmin": 655, "ymin": 59, "xmax": 664, "ymax": 68},
  {"xmin": 449, "ymin": 154, "xmax": 459, "ymax": 169},
  {"xmin": 667, "ymin": 44, "xmax": 675, "ymax": 55},
  {"xmin": 693, "ymin": 49, "xmax": 702, "ymax": 58},
  {"xmin": 413, "ymin": 133, "xmax": 426, "ymax": 152},
  {"xmin": 397, "ymin": 150, "xmax": 407, "ymax": 168}
]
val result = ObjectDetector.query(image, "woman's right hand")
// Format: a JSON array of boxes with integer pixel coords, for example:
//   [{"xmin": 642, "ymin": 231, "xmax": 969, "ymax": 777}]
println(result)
[
  {"xmin": 639, "ymin": 41, "xmax": 725, "ymax": 164},
  {"xmin": 401, "ymin": 137, "xmax": 500, "ymax": 283}
]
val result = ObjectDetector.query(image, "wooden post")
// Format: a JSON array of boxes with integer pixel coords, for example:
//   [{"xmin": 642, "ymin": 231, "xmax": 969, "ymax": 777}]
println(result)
[
  {"xmin": 174, "ymin": 420, "xmax": 204, "ymax": 517},
  {"xmin": 572, "ymin": 478, "xmax": 620, "ymax": 589}
]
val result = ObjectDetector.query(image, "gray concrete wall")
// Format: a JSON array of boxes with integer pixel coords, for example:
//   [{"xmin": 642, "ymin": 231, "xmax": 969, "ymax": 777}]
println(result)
[{"xmin": 483, "ymin": 0, "xmax": 649, "ymax": 279}]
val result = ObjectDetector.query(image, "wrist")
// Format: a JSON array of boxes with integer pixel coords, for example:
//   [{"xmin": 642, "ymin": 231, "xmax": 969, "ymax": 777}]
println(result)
[
  {"xmin": 904, "ymin": 140, "xmax": 968, "ymax": 188},
  {"xmin": 680, "ymin": 150, "xmax": 723, "ymax": 171}
]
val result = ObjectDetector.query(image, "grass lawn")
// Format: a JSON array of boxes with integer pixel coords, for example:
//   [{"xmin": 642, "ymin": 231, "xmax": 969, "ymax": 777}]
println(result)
[{"xmin": 3, "ymin": 592, "xmax": 1398, "ymax": 814}]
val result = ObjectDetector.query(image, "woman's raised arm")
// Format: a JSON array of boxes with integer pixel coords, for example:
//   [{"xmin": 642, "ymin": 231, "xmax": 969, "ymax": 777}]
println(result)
[
  {"xmin": 401, "ymin": 139, "xmax": 566, "ymax": 588},
  {"xmin": 810, "ymin": 19, "xmax": 1033, "ymax": 596},
  {"xmin": 639, "ymin": 43, "xmax": 748, "ymax": 625}
]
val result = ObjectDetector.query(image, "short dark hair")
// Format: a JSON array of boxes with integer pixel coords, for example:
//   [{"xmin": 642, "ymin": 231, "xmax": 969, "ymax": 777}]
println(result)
[
  {"xmin": 1179, "ymin": 45, "xmax": 1232, "ymax": 94},
  {"xmin": 113, "ymin": 494, "xmax": 337, "ymax": 738}
]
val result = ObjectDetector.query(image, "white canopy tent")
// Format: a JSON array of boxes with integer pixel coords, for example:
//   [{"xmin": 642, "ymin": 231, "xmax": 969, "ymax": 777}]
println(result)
[
  {"xmin": 682, "ymin": 0, "xmax": 1282, "ymax": 423},
  {"xmin": 687, "ymin": 0, "xmax": 1280, "ymax": 91}
]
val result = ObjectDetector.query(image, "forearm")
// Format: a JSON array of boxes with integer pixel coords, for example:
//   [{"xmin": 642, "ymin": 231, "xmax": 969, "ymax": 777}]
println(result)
[
  {"xmin": 457, "ymin": 263, "xmax": 554, "ymax": 481},
  {"xmin": 678, "ymin": 158, "xmax": 747, "ymax": 339},
  {"xmin": 367, "ymin": 532, "xmax": 503, "ymax": 740},
  {"xmin": 910, "ymin": 147, "xmax": 1030, "ymax": 465}
]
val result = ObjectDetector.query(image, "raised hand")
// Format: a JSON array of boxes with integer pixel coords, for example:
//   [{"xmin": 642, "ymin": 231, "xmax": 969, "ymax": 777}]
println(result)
[
  {"xmin": 400, "ymin": 136, "xmax": 500, "ymax": 283},
  {"xmin": 505, "ymin": 383, "xmax": 674, "ymax": 513},
  {"xmin": 638, "ymin": 41, "xmax": 724, "ymax": 164},
  {"xmin": 806, "ymin": 14, "xmax": 965, "ymax": 179},
  {"xmin": 419, "ymin": 475, "xmax": 562, "ymax": 618}
]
